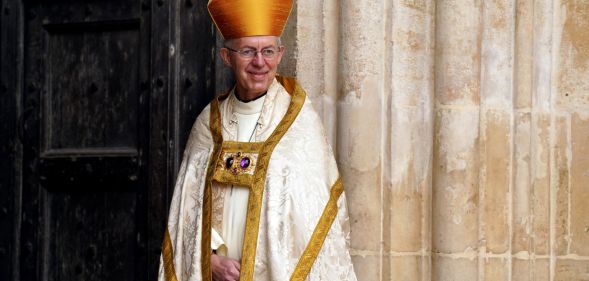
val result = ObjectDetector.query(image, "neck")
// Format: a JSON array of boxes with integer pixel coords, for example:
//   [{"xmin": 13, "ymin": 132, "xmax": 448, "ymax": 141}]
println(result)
[{"xmin": 235, "ymin": 89, "xmax": 267, "ymax": 103}]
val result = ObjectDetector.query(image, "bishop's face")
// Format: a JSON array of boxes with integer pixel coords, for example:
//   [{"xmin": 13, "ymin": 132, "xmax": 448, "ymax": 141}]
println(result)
[{"xmin": 220, "ymin": 36, "xmax": 284, "ymax": 101}]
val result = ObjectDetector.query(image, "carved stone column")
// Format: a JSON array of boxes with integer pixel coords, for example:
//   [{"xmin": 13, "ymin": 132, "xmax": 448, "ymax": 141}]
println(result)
[
  {"xmin": 432, "ymin": 0, "xmax": 483, "ymax": 279},
  {"xmin": 337, "ymin": 0, "xmax": 387, "ymax": 278},
  {"xmin": 385, "ymin": 1, "xmax": 435, "ymax": 280}
]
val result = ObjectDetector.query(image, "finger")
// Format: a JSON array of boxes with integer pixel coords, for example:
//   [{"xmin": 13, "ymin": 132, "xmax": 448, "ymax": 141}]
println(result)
[{"xmin": 229, "ymin": 266, "xmax": 241, "ymax": 278}]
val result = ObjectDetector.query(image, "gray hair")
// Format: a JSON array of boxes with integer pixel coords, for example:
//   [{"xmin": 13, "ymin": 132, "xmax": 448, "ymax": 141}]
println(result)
[{"xmin": 223, "ymin": 36, "xmax": 282, "ymax": 49}]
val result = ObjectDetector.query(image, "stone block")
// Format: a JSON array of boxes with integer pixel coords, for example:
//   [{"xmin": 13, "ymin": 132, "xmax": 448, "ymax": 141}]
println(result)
[
  {"xmin": 433, "ymin": 109, "xmax": 480, "ymax": 253},
  {"xmin": 514, "ymin": 0, "xmax": 534, "ymax": 109},
  {"xmin": 533, "ymin": 259, "xmax": 550, "ymax": 281},
  {"xmin": 480, "ymin": 0, "xmax": 514, "ymax": 109},
  {"xmin": 432, "ymin": 256, "xmax": 477, "ymax": 281},
  {"xmin": 555, "ymin": 259, "xmax": 589, "ymax": 281},
  {"xmin": 339, "ymin": 0, "xmax": 386, "ymax": 98},
  {"xmin": 531, "ymin": 1, "xmax": 553, "ymax": 111},
  {"xmin": 512, "ymin": 259, "xmax": 531, "ymax": 281},
  {"xmin": 555, "ymin": 0, "xmax": 589, "ymax": 110},
  {"xmin": 570, "ymin": 113, "xmax": 589, "ymax": 256},
  {"xmin": 484, "ymin": 257, "xmax": 509, "ymax": 281},
  {"xmin": 434, "ymin": 0, "xmax": 482, "ymax": 106},
  {"xmin": 345, "ymin": 169, "xmax": 382, "ymax": 252},
  {"xmin": 383, "ymin": 180, "xmax": 393, "ymax": 253},
  {"xmin": 391, "ymin": 0, "xmax": 435, "ymax": 108},
  {"xmin": 338, "ymin": 84, "xmax": 384, "ymax": 252},
  {"xmin": 531, "ymin": 113, "xmax": 550, "ymax": 255},
  {"xmin": 351, "ymin": 254, "xmax": 381, "ymax": 281},
  {"xmin": 513, "ymin": 112, "xmax": 532, "ymax": 253},
  {"xmin": 391, "ymin": 0, "xmax": 434, "ymax": 104},
  {"xmin": 481, "ymin": 110, "xmax": 511, "ymax": 253},
  {"xmin": 388, "ymin": 256, "xmax": 425, "ymax": 281},
  {"xmin": 387, "ymin": 185, "xmax": 424, "ymax": 252},
  {"xmin": 386, "ymin": 107, "xmax": 431, "ymax": 252},
  {"xmin": 382, "ymin": 254, "xmax": 391, "ymax": 281},
  {"xmin": 291, "ymin": 0, "xmax": 323, "ymax": 84},
  {"xmin": 554, "ymin": 115, "xmax": 571, "ymax": 256}
]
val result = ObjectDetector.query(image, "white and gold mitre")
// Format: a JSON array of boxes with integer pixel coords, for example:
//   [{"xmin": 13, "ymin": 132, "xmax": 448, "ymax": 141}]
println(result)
[{"xmin": 207, "ymin": 0, "xmax": 293, "ymax": 39}]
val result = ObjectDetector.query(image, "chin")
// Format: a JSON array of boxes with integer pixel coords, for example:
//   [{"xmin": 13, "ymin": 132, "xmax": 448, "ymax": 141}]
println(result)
[{"xmin": 247, "ymin": 81, "xmax": 271, "ymax": 92}]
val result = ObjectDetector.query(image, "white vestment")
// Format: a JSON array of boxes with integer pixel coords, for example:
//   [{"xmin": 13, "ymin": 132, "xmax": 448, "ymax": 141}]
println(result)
[
  {"xmin": 212, "ymin": 93, "xmax": 266, "ymax": 259},
  {"xmin": 158, "ymin": 77, "xmax": 357, "ymax": 281}
]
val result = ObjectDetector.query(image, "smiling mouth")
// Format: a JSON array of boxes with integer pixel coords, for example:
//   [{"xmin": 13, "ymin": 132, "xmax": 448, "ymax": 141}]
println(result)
[{"xmin": 249, "ymin": 71, "xmax": 268, "ymax": 80}]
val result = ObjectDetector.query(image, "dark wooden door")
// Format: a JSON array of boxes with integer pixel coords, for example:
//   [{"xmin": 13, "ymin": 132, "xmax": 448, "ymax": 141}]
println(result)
[
  {"xmin": 1, "ymin": 0, "xmax": 218, "ymax": 280},
  {"xmin": 21, "ymin": 1, "xmax": 150, "ymax": 280}
]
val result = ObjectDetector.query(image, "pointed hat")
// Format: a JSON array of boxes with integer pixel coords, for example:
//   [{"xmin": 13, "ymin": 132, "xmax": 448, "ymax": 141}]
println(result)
[{"xmin": 208, "ymin": 0, "xmax": 293, "ymax": 39}]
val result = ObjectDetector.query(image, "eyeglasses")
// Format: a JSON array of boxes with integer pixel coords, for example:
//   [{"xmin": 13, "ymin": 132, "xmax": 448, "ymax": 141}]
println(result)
[{"xmin": 224, "ymin": 46, "xmax": 281, "ymax": 59}]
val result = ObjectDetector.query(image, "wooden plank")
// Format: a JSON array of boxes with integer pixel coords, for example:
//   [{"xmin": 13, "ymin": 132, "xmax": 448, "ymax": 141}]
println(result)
[
  {"xmin": 20, "ymin": 2, "xmax": 43, "ymax": 280},
  {"xmin": 0, "ymin": 0, "xmax": 23, "ymax": 280},
  {"xmin": 147, "ymin": 0, "xmax": 171, "ymax": 279},
  {"xmin": 135, "ymin": 2, "xmax": 151, "ymax": 281}
]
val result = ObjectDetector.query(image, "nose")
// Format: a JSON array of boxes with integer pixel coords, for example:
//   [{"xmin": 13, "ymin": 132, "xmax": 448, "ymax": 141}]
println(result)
[{"xmin": 251, "ymin": 51, "xmax": 264, "ymax": 66}]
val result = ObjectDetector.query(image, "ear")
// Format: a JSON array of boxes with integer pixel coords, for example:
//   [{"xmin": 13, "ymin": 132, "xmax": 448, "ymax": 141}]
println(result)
[
  {"xmin": 220, "ymin": 48, "xmax": 232, "ymax": 67},
  {"xmin": 275, "ymin": 45, "xmax": 285, "ymax": 65}
]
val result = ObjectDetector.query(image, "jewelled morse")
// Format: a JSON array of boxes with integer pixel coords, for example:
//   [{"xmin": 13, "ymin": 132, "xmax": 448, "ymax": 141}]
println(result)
[{"xmin": 224, "ymin": 152, "xmax": 255, "ymax": 175}]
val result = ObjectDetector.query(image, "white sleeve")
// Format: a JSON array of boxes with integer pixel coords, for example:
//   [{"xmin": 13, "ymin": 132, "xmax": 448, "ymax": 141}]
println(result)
[{"xmin": 211, "ymin": 228, "xmax": 227, "ymax": 256}]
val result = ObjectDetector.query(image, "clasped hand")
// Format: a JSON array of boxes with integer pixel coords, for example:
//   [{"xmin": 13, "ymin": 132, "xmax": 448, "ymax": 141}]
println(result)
[{"xmin": 211, "ymin": 253, "xmax": 241, "ymax": 281}]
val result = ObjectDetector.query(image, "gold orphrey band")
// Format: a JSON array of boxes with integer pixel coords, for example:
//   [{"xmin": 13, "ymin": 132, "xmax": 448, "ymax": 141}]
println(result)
[
  {"xmin": 290, "ymin": 177, "xmax": 344, "ymax": 281},
  {"xmin": 163, "ymin": 229, "xmax": 179, "ymax": 281}
]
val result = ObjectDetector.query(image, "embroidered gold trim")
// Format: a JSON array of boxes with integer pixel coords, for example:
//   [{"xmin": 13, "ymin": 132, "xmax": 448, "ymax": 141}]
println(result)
[
  {"xmin": 201, "ymin": 97, "xmax": 224, "ymax": 281},
  {"xmin": 222, "ymin": 141, "xmax": 265, "ymax": 151},
  {"xmin": 213, "ymin": 168, "xmax": 254, "ymax": 186},
  {"xmin": 276, "ymin": 75, "xmax": 296, "ymax": 93},
  {"xmin": 162, "ymin": 228, "xmax": 179, "ymax": 281},
  {"xmin": 290, "ymin": 177, "xmax": 345, "ymax": 281}
]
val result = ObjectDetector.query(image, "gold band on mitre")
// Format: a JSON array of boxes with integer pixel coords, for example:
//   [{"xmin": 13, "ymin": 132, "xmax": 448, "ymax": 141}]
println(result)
[{"xmin": 207, "ymin": 0, "xmax": 293, "ymax": 39}]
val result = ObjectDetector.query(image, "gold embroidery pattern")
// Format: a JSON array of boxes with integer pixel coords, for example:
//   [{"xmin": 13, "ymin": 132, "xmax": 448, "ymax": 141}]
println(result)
[
  {"xmin": 211, "ymin": 182, "xmax": 226, "ymax": 233},
  {"xmin": 162, "ymin": 228, "xmax": 179, "ymax": 281},
  {"xmin": 290, "ymin": 177, "xmax": 345, "ymax": 281},
  {"xmin": 201, "ymin": 97, "xmax": 224, "ymax": 281}
]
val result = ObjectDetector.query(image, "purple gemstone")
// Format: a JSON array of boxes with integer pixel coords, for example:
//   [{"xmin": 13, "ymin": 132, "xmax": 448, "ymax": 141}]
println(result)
[
  {"xmin": 232, "ymin": 167, "xmax": 238, "ymax": 174},
  {"xmin": 240, "ymin": 157, "xmax": 250, "ymax": 169},
  {"xmin": 225, "ymin": 157, "xmax": 234, "ymax": 169}
]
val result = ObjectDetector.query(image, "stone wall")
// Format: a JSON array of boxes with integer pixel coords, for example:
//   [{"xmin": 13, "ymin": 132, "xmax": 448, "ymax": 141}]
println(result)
[{"xmin": 281, "ymin": 0, "xmax": 589, "ymax": 280}]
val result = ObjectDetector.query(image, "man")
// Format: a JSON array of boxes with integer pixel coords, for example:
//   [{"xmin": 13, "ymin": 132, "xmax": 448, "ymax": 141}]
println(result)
[{"xmin": 158, "ymin": 0, "xmax": 357, "ymax": 280}]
